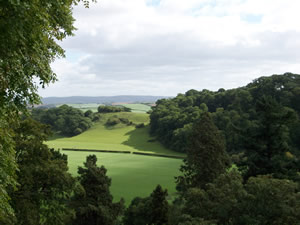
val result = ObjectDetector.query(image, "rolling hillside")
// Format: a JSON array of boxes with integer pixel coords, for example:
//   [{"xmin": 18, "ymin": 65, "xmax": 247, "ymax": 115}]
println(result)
[
  {"xmin": 47, "ymin": 112, "xmax": 184, "ymax": 204},
  {"xmin": 47, "ymin": 112, "xmax": 184, "ymax": 156}
]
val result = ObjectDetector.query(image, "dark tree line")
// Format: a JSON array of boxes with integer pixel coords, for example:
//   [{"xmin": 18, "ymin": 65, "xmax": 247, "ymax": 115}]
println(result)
[
  {"xmin": 98, "ymin": 105, "xmax": 131, "ymax": 113},
  {"xmin": 10, "ymin": 118, "xmax": 124, "ymax": 225},
  {"xmin": 11, "ymin": 109, "xmax": 300, "ymax": 225},
  {"xmin": 150, "ymin": 73, "xmax": 300, "ymax": 155},
  {"xmin": 32, "ymin": 104, "xmax": 93, "ymax": 136},
  {"xmin": 169, "ymin": 112, "xmax": 300, "ymax": 225}
]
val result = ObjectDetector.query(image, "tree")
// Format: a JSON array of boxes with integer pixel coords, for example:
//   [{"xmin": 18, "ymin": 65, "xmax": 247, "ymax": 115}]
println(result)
[
  {"xmin": 176, "ymin": 112, "xmax": 230, "ymax": 191},
  {"xmin": 180, "ymin": 170, "xmax": 246, "ymax": 224},
  {"xmin": 123, "ymin": 197, "xmax": 152, "ymax": 225},
  {"xmin": 0, "ymin": 0, "xmax": 94, "ymax": 222},
  {"xmin": 11, "ymin": 118, "xmax": 76, "ymax": 225},
  {"xmin": 242, "ymin": 95, "xmax": 299, "ymax": 180},
  {"xmin": 32, "ymin": 105, "xmax": 93, "ymax": 136},
  {"xmin": 237, "ymin": 176, "xmax": 300, "ymax": 225},
  {"xmin": 149, "ymin": 185, "xmax": 169, "ymax": 225},
  {"xmin": 70, "ymin": 155, "xmax": 124, "ymax": 225},
  {"xmin": 172, "ymin": 171, "xmax": 300, "ymax": 225},
  {"xmin": 124, "ymin": 185, "xmax": 169, "ymax": 225}
]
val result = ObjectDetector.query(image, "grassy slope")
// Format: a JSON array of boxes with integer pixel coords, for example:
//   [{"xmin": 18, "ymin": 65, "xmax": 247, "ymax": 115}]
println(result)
[
  {"xmin": 47, "ymin": 112, "xmax": 184, "ymax": 204},
  {"xmin": 65, "ymin": 151, "xmax": 182, "ymax": 205},
  {"xmin": 47, "ymin": 112, "xmax": 184, "ymax": 156}
]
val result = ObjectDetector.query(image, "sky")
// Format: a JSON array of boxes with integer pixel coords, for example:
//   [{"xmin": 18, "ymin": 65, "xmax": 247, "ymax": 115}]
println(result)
[{"xmin": 39, "ymin": 0, "xmax": 300, "ymax": 97}]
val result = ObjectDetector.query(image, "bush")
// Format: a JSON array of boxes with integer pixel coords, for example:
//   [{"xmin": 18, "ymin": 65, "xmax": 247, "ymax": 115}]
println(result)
[
  {"xmin": 92, "ymin": 113, "xmax": 101, "ymax": 122},
  {"xmin": 136, "ymin": 123, "xmax": 145, "ymax": 128},
  {"xmin": 119, "ymin": 117, "xmax": 130, "ymax": 125},
  {"xmin": 106, "ymin": 118, "xmax": 121, "ymax": 126},
  {"xmin": 74, "ymin": 127, "xmax": 83, "ymax": 135},
  {"xmin": 98, "ymin": 105, "xmax": 131, "ymax": 113}
]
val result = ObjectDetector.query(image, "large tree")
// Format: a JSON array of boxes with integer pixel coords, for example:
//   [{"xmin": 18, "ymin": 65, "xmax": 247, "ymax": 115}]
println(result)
[
  {"xmin": 11, "ymin": 119, "xmax": 76, "ymax": 225},
  {"xmin": 70, "ymin": 155, "xmax": 124, "ymax": 225},
  {"xmin": 176, "ymin": 112, "xmax": 230, "ymax": 191},
  {"xmin": 242, "ymin": 95, "xmax": 299, "ymax": 180},
  {"xmin": 123, "ymin": 185, "xmax": 169, "ymax": 225},
  {"xmin": 0, "ymin": 0, "xmax": 94, "ymax": 222}
]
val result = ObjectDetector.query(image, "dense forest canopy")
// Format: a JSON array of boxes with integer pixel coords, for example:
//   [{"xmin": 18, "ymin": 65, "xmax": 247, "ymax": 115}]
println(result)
[
  {"xmin": 0, "ymin": 1, "xmax": 95, "ymax": 222},
  {"xmin": 32, "ymin": 105, "xmax": 93, "ymax": 136},
  {"xmin": 150, "ymin": 73, "xmax": 300, "ymax": 156}
]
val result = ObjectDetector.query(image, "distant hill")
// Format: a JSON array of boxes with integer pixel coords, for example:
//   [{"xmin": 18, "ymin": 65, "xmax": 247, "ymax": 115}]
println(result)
[{"xmin": 41, "ymin": 95, "xmax": 170, "ymax": 105}]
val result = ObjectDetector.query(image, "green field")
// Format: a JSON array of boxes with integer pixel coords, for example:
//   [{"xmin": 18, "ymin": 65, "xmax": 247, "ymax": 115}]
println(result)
[
  {"xmin": 56, "ymin": 103, "xmax": 152, "ymax": 113},
  {"xmin": 47, "ymin": 112, "xmax": 184, "ymax": 156},
  {"xmin": 47, "ymin": 112, "xmax": 184, "ymax": 204},
  {"xmin": 64, "ymin": 150, "xmax": 182, "ymax": 204},
  {"xmin": 118, "ymin": 103, "xmax": 152, "ymax": 113}
]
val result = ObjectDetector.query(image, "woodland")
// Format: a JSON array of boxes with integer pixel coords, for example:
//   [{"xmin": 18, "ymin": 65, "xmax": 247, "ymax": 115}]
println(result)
[{"xmin": 1, "ymin": 0, "xmax": 300, "ymax": 224}]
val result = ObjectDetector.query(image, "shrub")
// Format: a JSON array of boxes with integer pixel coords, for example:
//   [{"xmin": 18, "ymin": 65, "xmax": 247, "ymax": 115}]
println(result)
[
  {"xmin": 106, "ymin": 118, "xmax": 121, "ymax": 126},
  {"xmin": 136, "ymin": 123, "xmax": 145, "ymax": 128}
]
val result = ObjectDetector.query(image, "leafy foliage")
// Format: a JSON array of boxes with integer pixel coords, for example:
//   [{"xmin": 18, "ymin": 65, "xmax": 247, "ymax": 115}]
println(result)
[
  {"xmin": 0, "ymin": 0, "xmax": 94, "ymax": 221},
  {"xmin": 176, "ymin": 112, "xmax": 230, "ymax": 191},
  {"xmin": 172, "ymin": 171, "xmax": 300, "ymax": 225},
  {"xmin": 98, "ymin": 105, "xmax": 131, "ymax": 113},
  {"xmin": 123, "ymin": 185, "xmax": 169, "ymax": 225},
  {"xmin": 70, "ymin": 155, "xmax": 124, "ymax": 225},
  {"xmin": 32, "ymin": 104, "xmax": 92, "ymax": 136},
  {"xmin": 150, "ymin": 73, "xmax": 300, "ymax": 154},
  {"xmin": 242, "ymin": 95, "xmax": 299, "ymax": 180},
  {"xmin": 11, "ymin": 119, "xmax": 76, "ymax": 225}
]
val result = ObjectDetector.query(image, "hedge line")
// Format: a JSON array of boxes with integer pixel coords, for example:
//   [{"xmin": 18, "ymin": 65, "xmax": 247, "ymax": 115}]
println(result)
[{"xmin": 61, "ymin": 148, "xmax": 185, "ymax": 159}]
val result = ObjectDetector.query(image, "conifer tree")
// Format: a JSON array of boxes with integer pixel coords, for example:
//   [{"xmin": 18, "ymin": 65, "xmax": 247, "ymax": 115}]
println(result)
[
  {"xmin": 176, "ymin": 112, "xmax": 230, "ymax": 191},
  {"xmin": 149, "ymin": 185, "xmax": 169, "ymax": 225},
  {"xmin": 243, "ymin": 95, "xmax": 299, "ymax": 180},
  {"xmin": 70, "ymin": 155, "xmax": 124, "ymax": 225},
  {"xmin": 123, "ymin": 185, "xmax": 169, "ymax": 225}
]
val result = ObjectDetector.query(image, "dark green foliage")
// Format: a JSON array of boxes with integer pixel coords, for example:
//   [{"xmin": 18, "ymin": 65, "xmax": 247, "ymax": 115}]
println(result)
[
  {"xmin": 106, "ymin": 117, "xmax": 121, "ymax": 126},
  {"xmin": 32, "ymin": 104, "xmax": 92, "ymax": 136},
  {"xmin": 242, "ymin": 95, "xmax": 299, "ymax": 181},
  {"xmin": 70, "ymin": 155, "xmax": 124, "ymax": 225},
  {"xmin": 0, "ymin": 0, "xmax": 94, "ymax": 222},
  {"xmin": 238, "ymin": 176, "xmax": 300, "ymax": 225},
  {"xmin": 124, "ymin": 185, "xmax": 169, "ymax": 225},
  {"xmin": 172, "ymin": 171, "xmax": 300, "ymax": 225},
  {"xmin": 176, "ymin": 112, "xmax": 230, "ymax": 191},
  {"xmin": 123, "ymin": 197, "xmax": 152, "ymax": 225},
  {"xmin": 149, "ymin": 185, "xmax": 169, "ymax": 225},
  {"xmin": 180, "ymin": 170, "xmax": 245, "ymax": 224},
  {"xmin": 11, "ymin": 119, "xmax": 76, "ymax": 225},
  {"xmin": 98, "ymin": 105, "xmax": 131, "ymax": 113},
  {"xmin": 84, "ymin": 110, "xmax": 94, "ymax": 119},
  {"xmin": 92, "ymin": 113, "xmax": 101, "ymax": 122},
  {"xmin": 106, "ymin": 116, "xmax": 132, "ymax": 126},
  {"xmin": 150, "ymin": 73, "xmax": 300, "ymax": 154},
  {"xmin": 119, "ymin": 117, "xmax": 131, "ymax": 125},
  {"xmin": 135, "ymin": 123, "xmax": 145, "ymax": 128}
]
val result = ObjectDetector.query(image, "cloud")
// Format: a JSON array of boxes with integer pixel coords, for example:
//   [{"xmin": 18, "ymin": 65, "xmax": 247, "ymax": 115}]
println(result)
[{"xmin": 39, "ymin": 0, "xmax": 300, "ymax": 97}]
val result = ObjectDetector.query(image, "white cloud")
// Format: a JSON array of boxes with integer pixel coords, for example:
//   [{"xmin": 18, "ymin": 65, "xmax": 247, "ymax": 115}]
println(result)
[{"xmin": 40, "ymin": 0, "xmax": 300, "ymax": 97}]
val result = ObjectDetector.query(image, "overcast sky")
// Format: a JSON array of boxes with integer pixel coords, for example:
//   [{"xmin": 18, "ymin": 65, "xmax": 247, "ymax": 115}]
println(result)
[{"xmin": 39, "ymin": 0, "xmax": 300, "ymax": 97}]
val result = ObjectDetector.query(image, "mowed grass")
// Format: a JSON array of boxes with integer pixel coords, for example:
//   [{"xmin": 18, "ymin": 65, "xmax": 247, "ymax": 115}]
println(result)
[
  {"xmin": 64, "ymin": 151, "xmax": 182, "ymax": 205},
  {"xmin": 47, "ymin": 112, "xmax": 185, "ymax": 156},
  {"xmin": 118, "ymin": 103, "xmax": 152, "ymax": 113},
  {"xmin": 47, "ymin": 112, "xmax": 184, "ymax": 204}
]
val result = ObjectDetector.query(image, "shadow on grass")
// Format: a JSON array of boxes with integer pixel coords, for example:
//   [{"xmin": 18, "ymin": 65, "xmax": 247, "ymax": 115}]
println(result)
[
  {"xmin": 47, "ymin": 132, "xmax": 66, "ymax": 141},
  {"xmin": 122, "ymin": 125, "xmax": 166, "ymax": 154}
]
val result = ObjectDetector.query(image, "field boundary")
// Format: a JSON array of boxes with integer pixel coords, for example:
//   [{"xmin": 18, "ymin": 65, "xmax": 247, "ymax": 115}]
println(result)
[{"xmin": 61, "ymin": 148, "xmax": 185, "ymax": 159}]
